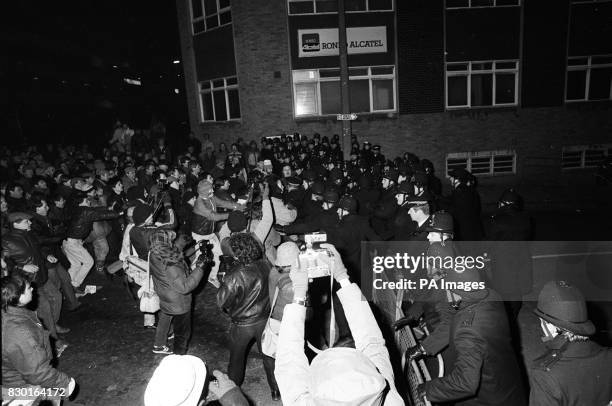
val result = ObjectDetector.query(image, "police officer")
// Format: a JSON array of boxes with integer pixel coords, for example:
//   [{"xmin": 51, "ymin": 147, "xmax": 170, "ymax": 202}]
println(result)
[
  {"xmin": 486, "ymin": 188, "xmax": 533, "ymax": 323},
  {"xmin": 425, "ymin": 210, "xmax": 454, "ymax": 244},
  {"xmin": 409, "ymin": 258, "xmax": 527, "ymax": 405},
  {"xmin": 332, "ymin": 195, "xmax": 379, "ymax": 285},
  {"xmin": 278, "ymin": 189, "xmax": 339, "ymax": 236},
  {"xmin": 529, "ymin": 281, "xmax": 612, "ymax": 406},
  {"xmin": 298, "ymin": 180, "xmax": 325, "ymax": 220},
  {"xmin": 372, "ymin": 144, "xmax": 386, "ymax": 166},
  {"xmin": 442, "ymin": 168, "xmax": 483, "ymax": 241}
]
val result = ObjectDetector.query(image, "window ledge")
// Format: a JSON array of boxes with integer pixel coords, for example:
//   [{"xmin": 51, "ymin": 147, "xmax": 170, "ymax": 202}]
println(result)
[
  {"xmin": 199, "ymin": 119, "xmax": 242, "ymax": 126},
  {"xmin": 294, "ymin": 112, "xmax": 398, "ymax": 123},
  {"xmin": 446, "ymin": 105, "xmax": 519, "ymax": 116}
]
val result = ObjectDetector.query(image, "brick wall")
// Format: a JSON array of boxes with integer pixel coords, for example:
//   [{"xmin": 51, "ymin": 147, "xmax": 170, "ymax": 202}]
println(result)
[{"xmin": 176, "ymin": 0, "xmax": 612, "ymax": 210}]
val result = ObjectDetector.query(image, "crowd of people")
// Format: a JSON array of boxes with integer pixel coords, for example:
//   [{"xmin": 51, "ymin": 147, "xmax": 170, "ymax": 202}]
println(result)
[{"xmin": 1, "ymin": 128, "xmax": 610, "ymax": 406}]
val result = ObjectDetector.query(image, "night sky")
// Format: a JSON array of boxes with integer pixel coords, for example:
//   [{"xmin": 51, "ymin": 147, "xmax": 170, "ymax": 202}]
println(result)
[{"xmin": 5, "ymin": 1, "xmax": 186, "ymax": 145}]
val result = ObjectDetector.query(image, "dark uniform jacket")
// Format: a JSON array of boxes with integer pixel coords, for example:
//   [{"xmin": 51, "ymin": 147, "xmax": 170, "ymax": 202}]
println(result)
[
  {"xmin": 446, "ymin": 184, "xmax": 483, "ymax": 241},
  {"xmin": 329, "ymin": 214, "xmax": 380, "ymax": 284},
  {"xmin": 2, "ymin": 229, "xmax": 49, "ymax": 286},
  {"xmin": 149, "ymin": 255, "xmax": 204, "ymax": 315},
  {"xmin": 529, "ymin": 336, "xmax": 612, "ymax": 406},
  {"xmin": 2, "ymin": 307, "xmax": 71, "ymax": 391},
  {"xmin": 421, "ymin": 290, "xmax": 527, "ymax": 406},
  {"xmin": 217, "ymin": 259, "xmax": 271, "ymax": 326},
  {"xmin": 485, "ymin": 206, "xmax": 533, "ymax": 299}
]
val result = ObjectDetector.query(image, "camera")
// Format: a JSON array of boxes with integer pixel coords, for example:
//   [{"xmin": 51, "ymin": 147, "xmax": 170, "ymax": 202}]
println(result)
[
  {"xmin": 194, "ymin": 240, "xmax": 215, "ymax": 269},
  {"xmin": 299, "ymin": 232, "xmax": 333, "ymax": 278}
]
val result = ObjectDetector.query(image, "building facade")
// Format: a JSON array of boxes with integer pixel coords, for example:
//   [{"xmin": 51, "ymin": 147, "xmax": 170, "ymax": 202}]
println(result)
[{"xmin": 176, "ymin": 0, "xmax": 611, "ymax": 208}]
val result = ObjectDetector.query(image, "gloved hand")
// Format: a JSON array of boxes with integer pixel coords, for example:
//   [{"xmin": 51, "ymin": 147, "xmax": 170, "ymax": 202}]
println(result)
[
  {"xmin": 393, "ymin": 302, "xmax": 424, "ymax": 330},
  {"xmin": 405, "ymin": 343, "xmax": 426, "ymax": 362},
  {"xmin": 208, "ymin": 370, "xmax": 238, "ymax": 401},
  {"xmin": 290, "ymin": 260, "xmax": 309, "ymax": 299},
  {"xmin": 416, "ymin": 383, "xmax": 427, "ymax": 403},
  {"xmin": 319, "ymin": 243, "xmax": 349, "ymax": 282}
]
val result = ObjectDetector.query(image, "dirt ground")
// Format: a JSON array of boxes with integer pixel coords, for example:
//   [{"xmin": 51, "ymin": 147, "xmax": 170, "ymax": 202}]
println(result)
[{"xmin": 55, "ymin": 210, "xmax": 611, "ymax": 406}]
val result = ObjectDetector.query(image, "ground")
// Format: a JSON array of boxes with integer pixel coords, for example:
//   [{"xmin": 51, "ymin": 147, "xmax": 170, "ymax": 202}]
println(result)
[{"xmin": 55, "ymin": 209, "xmax": 611, "ymax": 406}]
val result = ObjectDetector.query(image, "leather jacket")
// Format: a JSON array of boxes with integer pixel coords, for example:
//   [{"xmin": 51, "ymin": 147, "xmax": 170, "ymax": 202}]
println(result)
[
  {"xmin": 217, "ymin": 259, "xmax": 270, "ymax": 326},
  {"xmin": 1, "ymin": 229, "xmax": 49, "ymax": 285},
  {"xmin": 66, "ymin": 206, "xmax": 119, "ymax": 240}
]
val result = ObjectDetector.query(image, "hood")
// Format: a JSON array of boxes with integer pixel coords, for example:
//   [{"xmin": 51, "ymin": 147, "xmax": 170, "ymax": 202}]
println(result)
[{"xmin": 309, "ymin": 347, "xmax": 385, "ymax": 406}]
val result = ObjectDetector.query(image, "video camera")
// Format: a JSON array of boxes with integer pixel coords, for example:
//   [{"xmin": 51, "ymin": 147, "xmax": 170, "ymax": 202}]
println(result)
[{"xmin": 298, "ymin": 232, "xmax": 333, "ymax": 278}]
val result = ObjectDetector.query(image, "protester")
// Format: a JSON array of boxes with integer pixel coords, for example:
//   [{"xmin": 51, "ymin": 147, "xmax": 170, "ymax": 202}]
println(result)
[
  {"xmin": 217, "ymin": 233, "xmax": 280, "ymax": 400},
  {"xmin": 2, "ymin": 272, "xmax": 76, "ymax": 405},
  {"xmin": 149, "ymin": 229, "xmax": 207, "ymax": 355}
]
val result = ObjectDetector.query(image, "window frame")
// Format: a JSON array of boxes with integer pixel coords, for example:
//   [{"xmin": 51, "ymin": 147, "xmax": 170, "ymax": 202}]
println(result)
[
  {"xmin": 190, "ymin": 0, "xmax": 232, "ymax": 35},
  {"xmin": 561, "ymin": 144, "xmax": 612, "ymax": 170},
  {"xmin": 446, "ymin": 150, "xmax": 517, "ymax": 176},
  {"xmin": 445, "ymin": 60, "xmax": 520, "ymax": 109},
  {"xmin": 198, "ymin": 76, "xmax": 241, "ymax": 123},
  {"xmin": 291, "ymin": 65, "xmax": 397, "ymax": 118},
  {"xmin": 565, "ymin": 55, "xmax": 612, "ymax": 102},
  {"xmin": 445, "ymin": 0, "xmax": 521, "ymax": 9},
  {"xmin": 287, "ymin": 0, "xmax": 394, "ymax": 16}
]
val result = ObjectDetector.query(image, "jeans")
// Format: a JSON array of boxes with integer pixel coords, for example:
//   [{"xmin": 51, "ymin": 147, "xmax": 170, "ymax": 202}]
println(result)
[
  {"xmin": 191, "ymin": 232, "xmax": 222, "ymax": 282},
  {"xmin": 228, "ymin": 320, "xmax": 278, "ymax": 391},
  {"xmin": 62, "ymin": 238, "xmax": 94, "ymax": 287},
  {"xmin": 48, "ymin": 264, "xmax": 79, "ymax": 310},
  {"xmin": 154, "ymin": 312, "xmax": 191, "ymax": 355}
]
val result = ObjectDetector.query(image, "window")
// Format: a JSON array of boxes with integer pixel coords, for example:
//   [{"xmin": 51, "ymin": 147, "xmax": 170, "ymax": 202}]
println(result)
[
  {"xmin": 446, "ymin": 150, "xmax": 517, "ymax": 176},
  {"xmin": 287, "ymin": 0, "xmax": 392, "ymax": 15},
  {"xmin": 199, "ymin": 76, "xmax": 241, "ymax": 122},
  {"xmin": 292, "ymin": 66, "xmax": 396, "ymax": 117},
  {"xmin": 566, "ymin": 55, "xmax": 612, "ymax": 102},
  {"xmin": 561, "ymin": 144, "xmax": 612, "ymax": 169},
  {"xmin": 446, "ymin": 0, "xmax": 520, "ymax": 8},
  {"xmin": 446, "ymin": 60, "xmax": 519, "ymax": 109},
  {"xmin": 191, "ymin": 0, "xmax": 231, "ymax": 34}
]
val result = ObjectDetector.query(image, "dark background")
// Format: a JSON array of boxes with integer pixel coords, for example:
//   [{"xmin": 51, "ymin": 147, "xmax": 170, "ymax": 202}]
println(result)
[{"xmin": 3, "ymin": 0, "xmax": 188, "ymax": 150}]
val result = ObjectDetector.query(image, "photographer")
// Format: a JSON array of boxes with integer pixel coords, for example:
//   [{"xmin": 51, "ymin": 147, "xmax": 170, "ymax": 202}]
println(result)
[
  {"xmin": 274, "ymin": 243, "xmax": 403, "ymax": 405},
  {"xmin": 149, "ymin": 229, "xmax": 207, "ymax": 355},
  {"xmin": 216, "ymin": 233, "xmax": 280, "ymax": 401}
]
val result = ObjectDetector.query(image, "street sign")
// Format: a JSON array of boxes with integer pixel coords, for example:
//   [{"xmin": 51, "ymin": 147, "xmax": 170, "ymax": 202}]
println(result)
[{"xmin": 337, "ymin": 113, "xmax": 358, "ymax": 121}]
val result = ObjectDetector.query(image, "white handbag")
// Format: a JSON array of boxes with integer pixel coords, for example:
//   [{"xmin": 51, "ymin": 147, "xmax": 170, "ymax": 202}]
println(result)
[
  {"xmin": 138, "ymin": 252, "xmax": 160, "ymax": 314},
  {"xmin": 261, "ymin": 287, "xmax": 281, "ymax": 358}
]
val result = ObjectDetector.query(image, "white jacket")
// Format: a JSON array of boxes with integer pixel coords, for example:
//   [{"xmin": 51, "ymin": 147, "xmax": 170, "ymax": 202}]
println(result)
[{"xmin": 275, "ymin": 282, "xmax": 404, "ymax": 406}]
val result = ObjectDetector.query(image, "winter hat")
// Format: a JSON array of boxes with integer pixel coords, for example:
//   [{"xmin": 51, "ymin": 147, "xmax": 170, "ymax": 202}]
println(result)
[
  {"xmin": 275, "ymin": 242, "xmax": 300, "ymax": 267},
  {"xmin": 133, "ymin": 204, "xmax": 153, "ymax": 226},
  {"xmin": 144, "ymin": 355, "xmax": 206, "ymax": 406},
  {"xmin": 197, "ymin": 180, "xmax": 213, "ymax": 197},
  {"xmin": 310, "ymin": 347, "xmax": 386, "ymax": 405},
  {"xmin": 228, "ymin": 211, "xmax": 248, "ymax": 232}
]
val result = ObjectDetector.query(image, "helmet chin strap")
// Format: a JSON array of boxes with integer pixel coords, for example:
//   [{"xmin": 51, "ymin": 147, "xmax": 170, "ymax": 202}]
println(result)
[
  {"xmin": 446, "ymin": 289, "xmax": 461, "ymax": 310},
  {"xmin": 540, "ymin": 318, "xmax": 559, "ymax": 342}
]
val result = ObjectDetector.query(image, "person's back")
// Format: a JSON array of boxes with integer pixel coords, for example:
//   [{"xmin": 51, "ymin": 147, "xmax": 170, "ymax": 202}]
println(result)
[
  {"xmin": 217, "ymin": 258, "xmax": 270, "ymax": 326},
  {"xmin": 530, "ymin": 338, "xmax": 612, "ymax": 406}
]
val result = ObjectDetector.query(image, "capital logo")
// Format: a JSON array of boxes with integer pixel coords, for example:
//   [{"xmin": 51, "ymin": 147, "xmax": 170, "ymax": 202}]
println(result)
[{"xmin": 302, "ymin": 33, "xmax": 320, "ymax": 52}]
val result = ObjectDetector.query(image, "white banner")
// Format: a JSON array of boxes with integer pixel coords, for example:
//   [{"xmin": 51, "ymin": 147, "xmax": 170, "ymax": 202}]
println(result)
[{"xmin": 298, "ymin": 26, "xmax": 387, "ymax": 58}]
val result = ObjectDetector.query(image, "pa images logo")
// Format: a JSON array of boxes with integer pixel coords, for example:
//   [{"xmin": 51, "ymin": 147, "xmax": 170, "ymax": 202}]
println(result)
[{"xmin": 302, "ymin": 33, "xmax": 320, "ymax": 52}]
